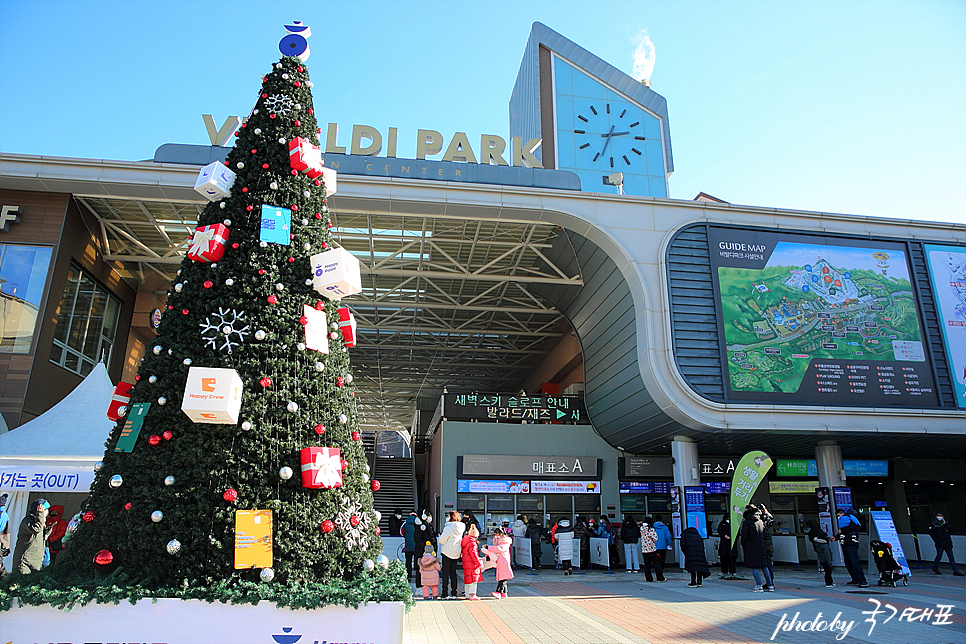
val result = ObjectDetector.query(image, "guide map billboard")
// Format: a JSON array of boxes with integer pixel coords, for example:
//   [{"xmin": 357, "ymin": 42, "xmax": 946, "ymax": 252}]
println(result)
[
  {"xmin": 709, "ymin": 227, "xmax": 938, "ymax": 407},
  {"xmin": 923, "ymin": 244, "xmax": 966, "ymax": 408}
]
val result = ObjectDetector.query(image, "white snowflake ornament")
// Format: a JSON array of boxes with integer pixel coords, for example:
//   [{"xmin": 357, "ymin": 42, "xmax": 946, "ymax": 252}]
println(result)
[
  {"xmin": 335, "ymin": 499, "xmax": 371, "ymax": 550},
  {"xmin": 200, "ymin": 307, "xmax": 250, "ymax": 353}
]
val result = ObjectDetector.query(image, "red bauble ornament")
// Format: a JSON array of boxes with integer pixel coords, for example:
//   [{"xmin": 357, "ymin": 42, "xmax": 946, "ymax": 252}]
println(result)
[
  {"xmin": 234, "ymin": 131, "xmax": 240, "ymax": 137},
  {"xmin": 269, "ymin": 114, "xmax": 277, "ymax": 119},
  {"xmin": 262, "ymin": 163, "xmax": 269, "ymax": 169},
  {"xmin": 291, "ymin": 169, "xmax": 298, "ymax": 176},
  {"xmin": 167, "ymin": 305, "xmax": 174, "ymax": 310},
  {"xmin": 314, "ymin": 212, "xmax": 322, "ymax": 219},
  {"xmin": 251, "ymin": 149, "xmax": 257, "ymax": 154},
  {"xmin": 327, "ymin": 221, "xmax": 333, "ymax": 228},
  {"xmin": 260, "ymin": 377, "xmax": 272, "ymax": 388},
  {"xmin": 294, "ymin": 120, "xmax": 301, "ymax": 126},
  {"xmin": 267, "ymin": 295, "xmax": 278, "ymax": 304},
  {"xmin": 241, "ymin": 123, "xmax": 247, "ymax": 129},
  {"xmin": 291, "ymin": 204, "xmax": 298, "ymax": 211},
  {"xmin": 287, "ymin": 257, "xmax": 295, "ymax": 263},
  {"xmin": 375, "ymin": 526, "xmax": 381, "ymax": 535},
  {"xmin": 352, "ymin": 431, "xmax": 361, "ymax": 441},
  {"xmin": 182, "ymin": 309, "xmax": 189, "ymax": 315},
  {"xmin": 83, "ymin": 511, "xmax": 96, "ymax": 523},
  {"xmin": 232, "ymin": 242, "xmax": 240, "ymax": 249},
  {"xmin": 203, "ymin": 280, "xmax": 213, "ymax": 289},
  {"xmin": 313, "ymin": 179, "xmax": 321, "ymax": 186},
  {"xmin": 148, "ymin": 434, "xmax": 161, "ymax": 446},
  {"xmin": 321, "ymin": 242, "xmax": 328, "ymax": 249},
  {"xmin": 370, "ymin": 480, "xmax": 381, "ymax": 492},
  {"xmin": 258, "ymin": 269, "xmax": 266, "ymax": 274},
  {"xmin": 135, "ymin": 374, "xmax": 141, "ymax": 381},
  {"xmin": 262, "ymin": 93, "xmax": 268, "ymax": 98},
  {"xmin": 124, "ymin": 502, "xmax": 132, "ymax": 510},
  {"xmin": 308, "ymin": 108, "xmax": 314, "ymax": 114},
  {"xmin": 340, "ymin": 458, "xmax": 349, "ymax": 470},
  {"xmin": 162, "ymin": 430, "xmax": 173, "ymax": 440},
  {"xmin": 297, "ymin": 66, "xmax": 304, "ymax": 72},
  {"xmin": 315, "ymin": 301, "xmax": 325, "ymax": 310},
  {"xmin": 294, "ymin": 80, "xmax": 301, "ymax": 87},
  {"xmin": 314, "ymin": 424, "xmax": 325, "ymax": 435},
  {"xmin": 320, "ymin": 519, "xmax": 334, "ymax": 533},
  {"xmin": 223, "ymin": 488, "xmax": 238, "ymax": 502},
  {"xmin": 246, "ymin": 205, "xmax": 253, "ymax": 211},
  {"xmin": 290, "ymin": 234, "xmax": 295, "ymax": 240},
  {"xmin": 299, "ymin": 316, "xmax": 309, "ymax": 326},
  {"xmin": 242, "ymin": 187, "xmax": 248, "ymax": 193},
  {"xmin": 350, "ymin": 515, "xmax": 360, "ymax": 527},
  {"xmin": 94, "ymin": 549, "xmax": 114, "ymax": 566},
  {"xmin": 336, "ymin": 377, "xmax": 345, "ymax": 387}
]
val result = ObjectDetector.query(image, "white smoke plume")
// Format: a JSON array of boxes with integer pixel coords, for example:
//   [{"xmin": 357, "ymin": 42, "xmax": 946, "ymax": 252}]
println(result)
[{"xmin": 631, "ymin": 29, "xmax": 656, "ymax": 84}]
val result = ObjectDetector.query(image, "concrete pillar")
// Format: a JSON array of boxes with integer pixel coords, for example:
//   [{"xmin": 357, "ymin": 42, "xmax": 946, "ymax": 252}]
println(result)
[
  {"xmin": 670, "ymin": 436, "xmax": 700, "ymax": 567},
  {"xmin": 815, "ymin": 441, "xmax": 846, "ymax": 490}
]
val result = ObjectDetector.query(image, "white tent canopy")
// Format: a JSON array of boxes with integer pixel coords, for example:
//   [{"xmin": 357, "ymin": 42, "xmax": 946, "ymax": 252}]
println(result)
[{"xmin": 0, "ymin": 362, "xmax": 116, "ymax": 572}]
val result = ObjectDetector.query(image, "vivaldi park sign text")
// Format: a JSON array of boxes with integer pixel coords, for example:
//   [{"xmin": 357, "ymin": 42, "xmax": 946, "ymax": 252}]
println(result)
[{"xmin": 203, "ymin": 116, "xmax": 543, "ymax": 168}]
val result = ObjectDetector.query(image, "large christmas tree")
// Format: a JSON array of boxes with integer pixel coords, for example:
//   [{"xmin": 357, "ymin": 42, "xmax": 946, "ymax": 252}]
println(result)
[{"xmin": 5, "ymin": 27, "xmax": 410, "ymax": 610}]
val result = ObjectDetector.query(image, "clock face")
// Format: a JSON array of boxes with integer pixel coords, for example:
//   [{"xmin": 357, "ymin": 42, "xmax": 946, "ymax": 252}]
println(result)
[{"xmin": 573, "ymin": 99, "xmax": 647, "ymax": 171}]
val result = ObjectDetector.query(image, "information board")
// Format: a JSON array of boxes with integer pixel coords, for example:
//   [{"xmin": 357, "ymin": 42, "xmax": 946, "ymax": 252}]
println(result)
[
  {"xmin": 833, "ymin": 487, "xmax": 853, "ymax": 511},
  {"xmin": 869, "ymin": 511, "xmax": 911, "ymax": 576},
  {"xmin": 444, "ymin": 393, "xmax": 585, "ymax": 422},
  {"xmin": 618, "ymin": 481, "xmax": 673, "ymax": 494},
  {"xmin": 776, "ymin": 459, "xmax": 888, "ymax": 477},
  {"xmin": 462, "ymin": 455, "xmax": 598, "ymax": 478},
  {"xmin": 457, "ymin": 479, "xmax": 530, "ymax": 493},
  {"xmin": 923, "ymin": 244, "xmax": 966, "ymax": 408},
  {"xmin": 709, "ymin": 227, "xmax": 938, "ymax": 407},
  {"xmin": 684, "ymin": 486, "xmax": 708, "ymax": 538}
]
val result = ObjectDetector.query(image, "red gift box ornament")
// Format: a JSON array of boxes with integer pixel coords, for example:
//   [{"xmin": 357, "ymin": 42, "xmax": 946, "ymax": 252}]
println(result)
[
  {"xmin": 300, "ymin": 446, "xmax": 343, "ymax": 489},
  {"xmin": 187, "ymin": 223, "xmax": 230, "ymax": 263},
  {"xmin": 337, "ymin": 307, "xmax": 357, "ymax": 348},
  {"xmin": 106, "ymin": 381, "xmax": 134, "ymax": 421},
  {"xmin": 288, "ymin": 136, "xmax": 323, "ymax": 179}
]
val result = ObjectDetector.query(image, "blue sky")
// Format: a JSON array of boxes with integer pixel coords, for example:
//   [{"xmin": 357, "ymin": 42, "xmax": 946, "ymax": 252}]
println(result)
[{"xmin": 1, "ymin": 0, "xmax": 964, "ymax": 224}]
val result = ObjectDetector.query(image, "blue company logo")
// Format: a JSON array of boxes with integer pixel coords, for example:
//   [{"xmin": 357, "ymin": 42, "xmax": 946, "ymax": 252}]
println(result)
[{"xmin": 272, "ymin": 627, "xmax": 303, "ymax": 644}]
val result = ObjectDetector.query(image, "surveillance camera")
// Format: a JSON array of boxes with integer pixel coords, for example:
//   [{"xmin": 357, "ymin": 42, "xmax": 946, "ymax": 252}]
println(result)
[{"xmin": 602, "ymin": 172, "xmax": 624, "ymax": 187}]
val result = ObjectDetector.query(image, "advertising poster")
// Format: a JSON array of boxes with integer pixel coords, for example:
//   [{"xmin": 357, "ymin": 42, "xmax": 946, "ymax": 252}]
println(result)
[
  {"xmin": 530, "ymin": 480, "xmax": 599, "ymax": 494},
  {"xmin": 923, "ymin": 244, "xmax": 966, "ymax": 408},
  {"xmin": 234, "ymin": 509, "xmax": 273, "ymax": 569},
  {"xmin": 684, "ymin": 486, "xmax": 708, "ymax": 538},
  {"xmin": 670, "ymin": 486, "xmax": 683, "ymax": 539},
  {"xmin": 729, "ymin": 450, "xmax": 774, "ymax": 544},
  {"xmin": 709, "ymin": 228, "xmax": 938, "ymax": 406},
  {"xmin": 457, "ymin": 480, "xmax": 529, "ymax": 493},
  {"xmin": 870, "ymin": 511, "xmax": 912, "ymax": 576}
]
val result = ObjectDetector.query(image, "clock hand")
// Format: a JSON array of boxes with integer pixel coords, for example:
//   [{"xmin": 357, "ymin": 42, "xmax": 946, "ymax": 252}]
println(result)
[
  {"xmin": 599, "ymin": 125, "xmax": 616, "ymax": 157},
  {"xmin": 601, "ymin": 132, "xmax": 630, "ymax": 137}
]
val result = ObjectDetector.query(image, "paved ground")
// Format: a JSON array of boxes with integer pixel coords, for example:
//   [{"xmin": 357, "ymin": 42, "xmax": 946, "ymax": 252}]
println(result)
[{"xmin": 403, "ymin": 563, "xmax": 966, "ymax": 644}]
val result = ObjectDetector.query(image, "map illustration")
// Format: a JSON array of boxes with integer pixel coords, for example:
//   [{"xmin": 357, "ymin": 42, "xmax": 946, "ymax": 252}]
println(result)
[
  {"xmin": 924, "ymin": 245, "xmax": 966, "ymax": 407},
  {"xmin": 717, "ymin": 241, "xmax": 926, "ymax": 395}
]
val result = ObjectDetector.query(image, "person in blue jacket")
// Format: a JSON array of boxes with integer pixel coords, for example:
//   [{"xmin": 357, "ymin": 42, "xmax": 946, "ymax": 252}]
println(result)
[
  {"xmin": 652, "ymin": 514, "xmax": 673, "ymax": 567},
  {"xmin": 835, "ymin": 508, "xmax": 868, "ymax": 587},
  {"xmin": 402, "ymin": 511, "xmax": 425, "ymax": 583}
]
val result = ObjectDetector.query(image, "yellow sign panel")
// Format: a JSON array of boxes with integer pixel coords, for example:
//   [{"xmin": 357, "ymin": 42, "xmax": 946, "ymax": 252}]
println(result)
[
  {"xmin": 768, "ymin": 481, "xmax": 818, "ymax": 494},
  {"xmin": 234, "ymin": 509, "xmax": 273, "ymax": 569}
]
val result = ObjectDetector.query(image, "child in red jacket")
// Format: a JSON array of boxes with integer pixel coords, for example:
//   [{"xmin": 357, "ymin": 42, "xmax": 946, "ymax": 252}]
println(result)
[{"xmin": 461, "ymin": 524, "xmax": 483, "ymax": 600}]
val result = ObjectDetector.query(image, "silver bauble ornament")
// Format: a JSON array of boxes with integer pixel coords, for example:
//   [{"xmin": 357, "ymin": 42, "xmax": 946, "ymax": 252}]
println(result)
[
  {"xmin": 269, "ymin": 182, "xmax": 278, "ymax": 190},
  {"xmin": 363, "ymin": 559, "xmax": 375, "ymax": 572},
  {"xmin": 151, "ymin": 510, "xmax": 163, "ymax": 522},
  {"xmin": 303, "ymin": 191, "xmax": 311, "ymax": 198},
  {"xmin": 164, "ymin": 475, "xmax": 176, "ymax": 486},
  {"xmin": 183, "ymin": 358, "xmax": 192, "ymax": 366},
  {"xmin": 303, "ymin": 243, "xmax": 311, "ymax": 251},
  {"xmin": 296, "ymin": 342, "xmax": 306, "ymax": 351},
  {"xmin": 260, "ymin": 241, "xmax": 268, "ymax": 247},
  {"xmin": 174, "ymin": 283, "xmax": 183, "ymax": 292},
  {"xmin": 286, "ymin": 401, "xmax": 299, "ymax": 413},
  {"xmin": 330, "ymin": 322, "xmax": 339, "ymax": 330},
  {"xmin": 275, "ymin": 283, "xmax": 284, "ymax": 291},
  {"xmin": 281, "ymin": 73, "xmax": 289, "ymax": 79},
  {"xmin": 219, "ymin": 202, "xmax": 226, "ymax": 209},
  {"xmin": 93, "ymin": 461, "xmax": 103, "ymax": 472},
  {"xmin": 315, "ymin": 362, "xmax": 324, "ymax": 372},
  {"xmin": 376, "ymin": 555, "xmax": 390, "ymax": 569},
  {"xmin": 116, "ymin": 405, "xmax": 128, "ymax": 417},
  {"xmin": 167, "ymin": 349, "xmax": 173, "ymax": 355},
  {"xmin": 254, "ymin": 127, "xmax": 261, "ymax": 134},
  {"xmin": 148, "ymin": 375, "xmax": 157, "ymax": 383},
  {"xmin": 260, "ymin": 567, "xmax": 275, "ymax": 582},
  {"xmin": 153, "ymin": 346, "xmax": 162, "ymax": 355},
  {"xmin": 279, "ymin": 466, "xmax": 294, "ymax": 480},
  {"xmin": 223, "ymin": 219, "xmax": 231, "ymax": 226},
  {"xmin": 236, "ymin": 162, "xmax": 244, "ymax": 169},
  {"xmin": 253, "ymin": 109, "xmax": 259, "ymax": 114},
  {"xmin": 301, "ymin": 218, "xmax": 309, "ymax": 225},
  {"xmin": 222, "ymin": 326, "xmax": 232, "ymax": 335},
  {"xmin": 255, "ymin": 330, "xmax": 267, "ymax": 340},
  {"xmin": 225, "ymin": 278, "xmax": 234, "ymax": 286},
  {"xmin": 330, "ymin": 332, "xmax": 339, "ymax": 340},
  {"xmin": 339, "ymin": 414, "xmax": 348, "ymax": 424},
  {"xmin": 241, "ymin": 421, "xmax": 252, "ymax": 431},
  {"xmin": 374, "ymin": 510, "xmax": 382, "ymax": 522},
  {"xmin": 294, "ymin": 103, "xmax": 301, "ymax": 109},
  {"xmin": 278, "ymin": 137, "xmax": 286, "ymax": 144},
  {"xmin": 210, "ymin": 263, "xmax": 217, "ymax": 269},
  {"xmin": 346, "ymin": 374, "xmax": 354, "ymax": 384},
  {"xmin": 157, "ymin": 397, "xmax": 167, "ymax": 405},
  {"xmin": 304, "ymin": 279, "xmax": 313, "ymax": 286},
  {"xmin": 362, "ymin": 473, "xmax": 369, "ymax": 483},
  {"xmin": 166, "ymin": 539, "xmax": 181, "ymax": 554},
  {"xmin": 110, "ymin": 474, "xmax": 123, "ymax": 487}
]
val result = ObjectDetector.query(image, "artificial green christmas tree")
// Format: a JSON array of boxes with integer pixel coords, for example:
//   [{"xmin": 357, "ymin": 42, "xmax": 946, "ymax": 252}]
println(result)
[{"xmin": 6, "ymin": 30, "xmax": 410, "ymax": 610}]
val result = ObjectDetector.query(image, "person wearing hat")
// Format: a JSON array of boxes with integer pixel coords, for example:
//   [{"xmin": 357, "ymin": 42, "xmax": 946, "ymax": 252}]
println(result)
[
  {"xmin": 13, "ymin": 497, "xmax": 53, "ymax": 574},
  {"xmin": 417, "ymin": 541, "xmax": 441, "ymax": 600}
]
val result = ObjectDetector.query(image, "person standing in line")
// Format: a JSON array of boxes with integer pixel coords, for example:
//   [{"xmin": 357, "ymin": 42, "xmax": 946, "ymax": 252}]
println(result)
[
  {"xmin": 0, "ymin": 494, "xmax": 10, "ymax": 577},
  {"xmin": 463, "ymin": 510, "xmax": 481, "ymax": 535},
  {"xmin": 759, "ymin": 504, "xmax": 776, "ymax": 582},
  {"xmin": 482, "ymin": 526, "xmax": 514, "ymax": 598},
  {"xmin": 595, "ymin": 516, "xmax": 620, "ymax": 569},
  {"xmin": 835, "ymin": 508, "xmax": 868, "ymax": 588},
  {"xmin": 402, "ymin": 510, "xmax": 425, "ymax": 584},
  {"xmin": 681, "ymin": 526, "xmax": 710, "ymax": 587},
  {"xmin": 740, "ymin": 506, "xmax": 774, "ymax": 592},
  {"xmin": 574, "ymin": 516, "xmax": 591, "ymax": 569},
  {"xmin": 421, "ymin": 511, "xmax": 437, "ymax": 552},
  {"xmin": 13, "ymin": 498, "xmax": 52, "ymax": 575},
  {"xmin": 806, "ymin": 519, "xmax": 836, "ymax": 587},
  {"xmin": 640, "ymin": 517, "xmax": 665, "ymax": 582},
  {"xmin": 437, "ymin": 511, "xmax": 466, "ymax": 599},
  {"xmin": 717, "ymin": 515, "xmax": 737, "ymax": 579},
  {"xmin": 620, "ymin": 514, "xmax": 640, "ymax": 573},
  {"xmin": 525, "ymin": 518, "xmax": 543, "ymax": 570},
  {"xmin": 552, "ymin": 517, "xmax": 575, "ymax": 575},
  {"xmin": 651, "ymin": 514, "xmax": 673, "ymax": 568},
  {"xmin": 461, "ymin": 524, "xmax": 484, "ymax": 600},
  {"xmin": 511, "ymin": 514, "xmax": 527, "ymax": 567},
  {"xmin": 928, "ymin": 512, "xmax": 964, "ymax": 576},
  {"xmin": 418, "ymin": 542, "xmax": 441, "ymax": 600},
  {"xmin": 388, "ymin": 509, "xmax": 404, "ymax": 538}
]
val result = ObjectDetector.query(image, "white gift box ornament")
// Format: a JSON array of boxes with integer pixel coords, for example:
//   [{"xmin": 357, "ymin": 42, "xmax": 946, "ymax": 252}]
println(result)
[
  {"xmin": 310, "ymin": 247, "xmax": 362, "ymax": 298},
  {"xmin": 302, "ymin": 305, "xmax": 329, "ymax": 353},
  {"xmin": 193, "ymin": 161, "xmax": 236, "ymax": 201},
  {"xmin": 181, "ymin": 366, "xmax": 244, "ymax": 424}
]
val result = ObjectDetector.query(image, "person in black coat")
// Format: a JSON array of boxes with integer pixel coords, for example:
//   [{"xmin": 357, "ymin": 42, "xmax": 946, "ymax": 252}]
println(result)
[
  {"xmin": 525, "ymin": 518, "xmax": 543, "ymax": 569},
  {"xmin": 388, "ymin": 509, "xmax": 404, "ymax": 538},
  {"xmin": 681, "ymin": 527, "xmax": 710, "ymax": 587},
  {"xmin": 716, "ymin": 515, "xmax": 738, "ymax": 579},
  {"xmin": 928, "ymin": 513, "xmax": 964, "ymax": 575},
  {"xmin": 740, "ymin": 506, "xmax": 773, "ymax": 591}
]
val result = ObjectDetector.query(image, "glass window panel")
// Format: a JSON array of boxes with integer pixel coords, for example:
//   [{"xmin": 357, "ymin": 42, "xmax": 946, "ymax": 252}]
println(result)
[
  {"xmin": 64, "ymin": 350, "xmax": 80, "ymax": 372},
  {"xmin": 67, "ymin": 274, "xmax": 95, "ymax": 351},
  {"xmin": 620, "ymin": 494, "xmax": 646, "ymax": 513},
  {"xmin": 574, "ymin": 495, "xmax": 601, "ymax": 518},
  {"xmin": 486, "ymin": 494, "xmax": 514, "ymax": 512},
  {"xmin": 52, "ymin": 266, "xmax": 80, "ymax": 345},
  {"xmin": 516, "ymin": 494, "xmax": 543, "ymax": 512},
  {"xmin": 647, "ymin": 494, "xmax": 672, "ymax": 515},
  {"xmin": 49, "ymin": 343, "xmax": 62, "ymax": 363},
  {"xmin": 80, "ymin": 358, "xmax": 94, "ymax": 376},
  {"xmin": 102, "ymin": 296, "xmax": 120, "ymax": 338},
  {"xmin": 545, "ymin": 495, "xmax": 573, "ymax": 524},
  {"xmin": 0, "ymin": 244, "xmax": 53, "ymax": 353},
  {"xmin": 457, "ymin": 494, "xmax": 485, "ymax": 514},
  {"xmin": 83, "ymin": 287, "xmax": 107, "ymax": 357}
]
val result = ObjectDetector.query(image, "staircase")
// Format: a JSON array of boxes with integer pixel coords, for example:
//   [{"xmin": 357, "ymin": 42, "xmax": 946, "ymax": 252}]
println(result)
[{"xmin": 371, "ymin": 457, "xmax": 417, "ymax": 535}]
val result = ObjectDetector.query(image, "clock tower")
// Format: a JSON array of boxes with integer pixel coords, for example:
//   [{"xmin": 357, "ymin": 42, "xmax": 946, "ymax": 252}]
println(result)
[{"xmin": 510, "ymin": 22, "xmax": 673, "ymax": 197}]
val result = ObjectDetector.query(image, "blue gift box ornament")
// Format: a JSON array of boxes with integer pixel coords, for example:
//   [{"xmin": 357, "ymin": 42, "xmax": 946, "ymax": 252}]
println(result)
[{"xmin": 260, "ymin": 205, "xmax": 291, "ymax": 246}]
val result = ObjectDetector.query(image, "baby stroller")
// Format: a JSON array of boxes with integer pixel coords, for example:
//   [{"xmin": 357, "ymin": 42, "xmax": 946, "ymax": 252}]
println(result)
[{"xmin": 870, "ymin": 540, "xmax": 908, "ymax": 587}]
